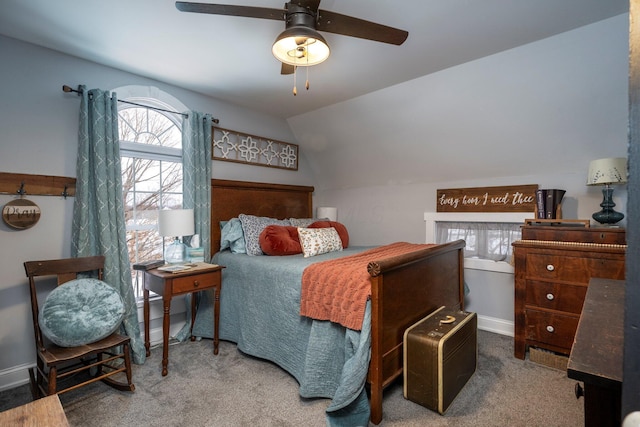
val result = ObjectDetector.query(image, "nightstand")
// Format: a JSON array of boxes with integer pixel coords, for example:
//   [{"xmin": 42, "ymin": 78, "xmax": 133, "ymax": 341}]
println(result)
[
  {"xmin": 512, "ymin": 226, "xmax": 626, "ymax": 360},
  {"xmin": 143, "ymin": 263, "xmax": 223, "ymax": 376}
]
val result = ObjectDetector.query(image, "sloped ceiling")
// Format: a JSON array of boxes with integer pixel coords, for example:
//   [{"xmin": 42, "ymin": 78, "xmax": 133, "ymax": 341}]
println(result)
[
  {"xmin": 288, "ymin": 14, "xmax": 629, "ymax": 191},
  {"xmin": 0, "ymin": 0, "xmax": 627, "ymax": 119},
  {"xmin": 0, "ymin": 1, "xmax": 629, "ymax": 192}
]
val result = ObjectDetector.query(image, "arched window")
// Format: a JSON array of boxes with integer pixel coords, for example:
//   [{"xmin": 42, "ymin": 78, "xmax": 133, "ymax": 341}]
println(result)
[{"xmin": 116, "ymin": 88, "xmax": 187, "ymax": 298}]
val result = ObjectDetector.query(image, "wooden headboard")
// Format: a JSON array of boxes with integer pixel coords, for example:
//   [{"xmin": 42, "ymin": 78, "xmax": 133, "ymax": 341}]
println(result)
[{"xmin": 210, "ymin": 179, "xmax": 315, "ymax": 253}]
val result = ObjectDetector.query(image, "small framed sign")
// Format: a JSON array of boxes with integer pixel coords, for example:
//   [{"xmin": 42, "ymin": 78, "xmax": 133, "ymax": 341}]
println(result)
[
  {"xmin": 2, "ymin": 198, "xmax": 41, "ymax": 229},
  {"xmin": 436, "ymin": 185, "xmax": 538, "ymax": 213}
]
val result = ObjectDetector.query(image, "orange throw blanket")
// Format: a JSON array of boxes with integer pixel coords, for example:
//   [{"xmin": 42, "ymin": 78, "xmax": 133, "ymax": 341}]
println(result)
[{"xmin": 300, "ymin": 242, "xmax": 436, "ymax": 331}]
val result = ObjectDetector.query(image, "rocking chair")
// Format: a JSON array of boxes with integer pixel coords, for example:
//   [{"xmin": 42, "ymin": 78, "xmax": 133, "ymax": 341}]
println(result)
[{"xmin": 24, "ymin": 256, "xmax": 135, "ymax": 398}]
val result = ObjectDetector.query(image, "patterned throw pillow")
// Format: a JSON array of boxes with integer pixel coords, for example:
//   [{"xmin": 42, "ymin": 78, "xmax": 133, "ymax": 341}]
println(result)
[
  {"xmin": 239, "ymin": 214, "xmax": 291, "ymax": 256},
  {"xmin": 297, "ymin": 227, "xmax": 343, "ymax": 258},
  {"xmin": 308, "ymin": 220, "xmax": 350, "ymax": 248},
  {"xmin": 288, "ymin": 217, "xmax": 320, "ymax": 228}
]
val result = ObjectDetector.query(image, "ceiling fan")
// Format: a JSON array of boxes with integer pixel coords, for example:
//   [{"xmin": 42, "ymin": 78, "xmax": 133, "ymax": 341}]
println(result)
[{"xmin": 175, "ymin": 1, "xmax": 409, "ymax": 78}]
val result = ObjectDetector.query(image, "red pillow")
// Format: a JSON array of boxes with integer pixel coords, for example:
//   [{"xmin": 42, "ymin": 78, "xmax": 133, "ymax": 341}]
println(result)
[
  {"xmin": 308, "ymin": 221, "xmax": 349, "ymax": 248},
  {"xmin": 259, "ymin": 225, "xmax": 302, "ymax": 256}
]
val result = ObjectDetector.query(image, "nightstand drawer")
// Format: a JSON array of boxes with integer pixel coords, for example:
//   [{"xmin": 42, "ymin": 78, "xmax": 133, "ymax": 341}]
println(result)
[
  {"xmin": 526, "ymin": 254, "xmax": 625, "ymax": 283},
  {"xmin": 525, "ymin": 309, "xmax": 579, "ymax": 351},
  {"xmin": 143, "ymin": 263, "xmax": 223, "ymax": 376},
  {"xmin": 172, "ymin": 272, "xmax": 220, "ymax": 294},
  {"xmin": 525, "ymin": 281, "xmax": 587, "ymax": 314}
]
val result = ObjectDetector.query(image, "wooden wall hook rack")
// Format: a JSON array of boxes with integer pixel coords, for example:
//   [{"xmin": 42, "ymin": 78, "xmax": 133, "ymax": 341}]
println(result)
[{"xmin": 0, "ymin": 172, "xmax": 76, "ymax": 198}]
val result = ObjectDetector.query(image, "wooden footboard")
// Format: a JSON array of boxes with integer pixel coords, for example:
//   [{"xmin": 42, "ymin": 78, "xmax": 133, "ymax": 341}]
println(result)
[{"xmin": 366, "ymin": 239, "xmax": 466, "ymax": 425}]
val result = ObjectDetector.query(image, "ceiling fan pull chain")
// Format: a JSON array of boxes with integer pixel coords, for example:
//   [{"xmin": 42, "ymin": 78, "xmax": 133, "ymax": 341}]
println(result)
[
  {"xmin": 306, "ymin": 60, "xmax": 310, "ymax": 90},
  {"xmin": 293, "ymin": 66, "xmax": 297, "ymax": 96}
]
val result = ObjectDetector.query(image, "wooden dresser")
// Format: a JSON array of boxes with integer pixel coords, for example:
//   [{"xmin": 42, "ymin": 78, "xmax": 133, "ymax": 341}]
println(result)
[{"xmin": 512, "ymin": 226, "xmax": 626, "ymax": 359}]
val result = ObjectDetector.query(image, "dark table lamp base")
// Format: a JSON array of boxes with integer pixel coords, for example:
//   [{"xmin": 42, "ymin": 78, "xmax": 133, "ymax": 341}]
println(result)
[{"xmin": 592, "ymin": 186, "xmax": 624, "ymax": 225}]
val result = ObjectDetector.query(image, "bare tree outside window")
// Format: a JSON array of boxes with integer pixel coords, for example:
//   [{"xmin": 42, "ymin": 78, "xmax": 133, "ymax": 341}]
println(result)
[{"xmin": 119, "ymin": 106, "xmax": 183, "ymax": 298}]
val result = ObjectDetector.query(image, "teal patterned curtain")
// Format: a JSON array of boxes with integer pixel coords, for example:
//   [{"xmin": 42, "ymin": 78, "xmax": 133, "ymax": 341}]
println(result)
[
  {"xmin": 71, "ymin": 86, "xmax": 146, "ymax": 364},
  {"xmin": 174, "ymin": 111, "xmax": 212, "ymax": 343},
  {"xmin": 182, "ymin": 111, "xmax": 213, "ymax": 261}
]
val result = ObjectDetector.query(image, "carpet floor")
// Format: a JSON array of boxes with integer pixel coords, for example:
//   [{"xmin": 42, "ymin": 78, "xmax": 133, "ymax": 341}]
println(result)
[{"xmin": 0, "ymin": 330, "xmax": 584, "ymax": 426}]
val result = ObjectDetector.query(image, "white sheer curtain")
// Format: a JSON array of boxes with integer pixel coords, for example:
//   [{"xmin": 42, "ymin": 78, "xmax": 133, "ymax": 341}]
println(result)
[{"xmin": 436, "ymin": 222, "xmax": 522, "ymax": 262}]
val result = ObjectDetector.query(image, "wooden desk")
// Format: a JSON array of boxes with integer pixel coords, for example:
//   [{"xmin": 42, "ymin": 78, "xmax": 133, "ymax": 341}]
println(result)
[
  {"xmin": 143, "ymin": 263, "xmax": 223, "ymax": 376},
  {"xmin": 568, "ymin": 278, "xmax": 624, "ymax": 427},
  {"xmin": 0, "ymin": 394, "xmax": 69, "ymax": 426}
]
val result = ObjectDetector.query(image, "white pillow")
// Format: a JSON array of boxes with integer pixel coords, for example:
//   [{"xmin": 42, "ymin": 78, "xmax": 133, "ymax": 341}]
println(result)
[{"xmin": 297, "ymin": 227, "xmax": 343, "ymax": 258}]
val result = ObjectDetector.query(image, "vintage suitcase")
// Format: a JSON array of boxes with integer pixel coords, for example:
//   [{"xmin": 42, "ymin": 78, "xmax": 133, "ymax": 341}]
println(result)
[{"xmin": 403, "ymin": 306, "xmax": 477, "ymax": 414}]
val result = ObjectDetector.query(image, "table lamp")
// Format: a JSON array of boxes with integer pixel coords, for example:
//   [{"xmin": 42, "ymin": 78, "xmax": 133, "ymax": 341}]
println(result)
[
  {"xmin": 586, "ymin": 157, "xmax": 627, "ymax": 225},
  {"xmin": 316, "ymin": 207, "xmax": 337, "ymax": 222},
  {"xmin": 158, "ymin": 209, "xmax": 195, "ymax": 264}
]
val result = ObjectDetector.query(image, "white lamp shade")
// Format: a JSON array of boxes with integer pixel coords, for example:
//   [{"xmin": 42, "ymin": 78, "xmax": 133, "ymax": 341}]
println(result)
[
  {"xmin": 586, "ymin": 157, "xmax": 628, "ymax": 185},
  {"xmin": 316, "ymin": 207, "xmax": 337, "ymax": 222},
  {"xmin": 158, "ymin": 209, "xmax": 195, "ymax": 237}
]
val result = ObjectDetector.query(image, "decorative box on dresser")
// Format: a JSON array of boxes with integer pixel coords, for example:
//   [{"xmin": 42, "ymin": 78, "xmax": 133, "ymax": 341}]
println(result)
[{"xmin": 512, "ymin": 225, "xmax": 626, "ymax": 360}]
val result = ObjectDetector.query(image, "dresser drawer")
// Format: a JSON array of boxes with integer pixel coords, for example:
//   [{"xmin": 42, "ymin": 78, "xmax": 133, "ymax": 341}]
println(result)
[
  {"xmin": 172, "ymin": 272, "xmax": 220, "ymax": 294},
  {"xmin": 526, "ymin": 254, "xmax": 625, "ymax": 283},
  {"xmin": 521, "ymin": 226, "xmax": 626, "ymax": 244},
  {"xmin": 525, "ymin": 281, "xmax": 587, "ymax": 314},
  {"xmin": 525, "ymin": 309, "xmax": 579, "ymax": 352}
]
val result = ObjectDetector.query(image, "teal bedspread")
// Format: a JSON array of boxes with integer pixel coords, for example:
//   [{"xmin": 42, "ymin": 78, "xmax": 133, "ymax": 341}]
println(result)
[{"xmin": 181, "ymin": 247, "xmax": 374, "ymax": 426}]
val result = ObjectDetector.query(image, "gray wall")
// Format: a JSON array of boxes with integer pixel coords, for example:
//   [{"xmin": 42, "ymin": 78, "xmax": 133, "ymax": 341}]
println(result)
[{"xmin": 292, "ymin": 15, "xmax": 629, "ymax": 330}]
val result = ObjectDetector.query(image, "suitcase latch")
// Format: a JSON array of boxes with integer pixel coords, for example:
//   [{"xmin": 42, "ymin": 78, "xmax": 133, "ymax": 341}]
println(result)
[{"xmin": 440, "ymin": 315, "xmax": 456, "ymax": 325}]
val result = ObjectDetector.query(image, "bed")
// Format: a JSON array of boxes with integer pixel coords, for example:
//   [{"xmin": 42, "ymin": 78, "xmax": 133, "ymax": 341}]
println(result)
[{"xmin": 185, "ymin": 179, "xmax": 465, "ymax": 425}]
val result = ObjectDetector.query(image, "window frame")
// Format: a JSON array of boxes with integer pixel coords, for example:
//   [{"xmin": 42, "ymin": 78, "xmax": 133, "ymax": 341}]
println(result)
[
  {"xmin": 118, "ymin": 101, "xmax": 184, "ymax": 299},
  {"xmin": 424, "ymin": 212, "xmax": 531, "ymax": 273}
]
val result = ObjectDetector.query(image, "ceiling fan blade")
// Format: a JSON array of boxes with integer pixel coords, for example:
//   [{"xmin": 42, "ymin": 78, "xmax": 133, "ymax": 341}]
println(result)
[
  {"xmin": 317, "ymin": 9, "xmax": 408, "ymax": 45},
  {"xmin": 175, "ymin": 2, "xmax": 284, "ymax": 21},
  {"xmin": 281, "ymin": 63, "xmax": 295, "ymax": 75}
]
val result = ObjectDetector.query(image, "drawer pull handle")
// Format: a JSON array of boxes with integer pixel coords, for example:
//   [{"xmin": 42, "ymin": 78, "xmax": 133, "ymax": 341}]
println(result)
[
  {"xmin": 546, "ymin": 325, "xmax": 555, "ymax": 333},
  {"xmin": 193, "ymin": 281, "xmax": 200, "ymax": 288},
  {"xmin": 546, "ymin": 293, "xmax": 555, "ymax": 301},
  {"xmin": 546, "ymin": 264, "xmax": 555, "ymax": 272}
]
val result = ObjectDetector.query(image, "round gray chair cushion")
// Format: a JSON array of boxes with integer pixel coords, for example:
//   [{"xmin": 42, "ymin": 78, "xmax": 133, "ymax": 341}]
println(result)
[{"xmin": 39, "ymin": 278, "xmax": 125, "ymax": 347}]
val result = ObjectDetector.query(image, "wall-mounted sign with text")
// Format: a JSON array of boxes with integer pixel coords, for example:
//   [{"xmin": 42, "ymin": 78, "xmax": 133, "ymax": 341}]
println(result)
[
  {"xmin": 2, "ymin": 198, "xmax": 41, "ymax": 229},
  {"xmin": 436, "ymin": 184, "xmax": 538, "ymax": 213}
]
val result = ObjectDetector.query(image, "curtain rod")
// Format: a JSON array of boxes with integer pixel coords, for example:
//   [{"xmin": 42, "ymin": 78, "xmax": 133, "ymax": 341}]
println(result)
[{"xmin": 62, "ymin": 85, "xmax": 219, "ymax": 124}]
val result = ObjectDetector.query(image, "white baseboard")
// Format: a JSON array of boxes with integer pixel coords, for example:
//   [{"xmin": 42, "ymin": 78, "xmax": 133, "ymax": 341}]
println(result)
[
  {"xmin": 0, "ymin": 362, "xmax": 34, "ymax": 393},
  {"xmin": 477, "ymin": 314, "xmax": 514, "ymax": 337},
  {"xmin": 0, "ymin": 320, "xmax": 186, "ymax": 393}
]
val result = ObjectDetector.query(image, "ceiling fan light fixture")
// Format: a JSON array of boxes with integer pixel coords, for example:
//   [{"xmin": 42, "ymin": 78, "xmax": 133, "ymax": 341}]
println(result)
[{"xmin": 272, "ymin": 26, "xmax": 330, "ymax": 67}]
